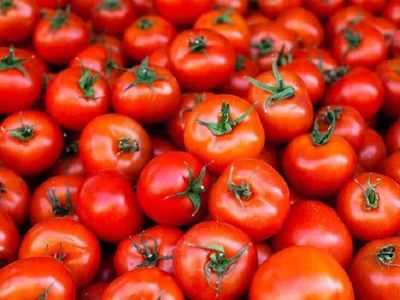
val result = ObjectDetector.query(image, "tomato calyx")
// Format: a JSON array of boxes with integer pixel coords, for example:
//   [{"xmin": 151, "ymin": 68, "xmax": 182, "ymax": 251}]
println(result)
[
  {"xmin": 235, "ymin": 55, "xmax": 245, "ymax": 72},
  {"xmin": 130, "ymin": 234, "xmax": 172, "ymax": 268},
  {"xmin": 137, "ymin": 18, "xmax": 155, "ymax": 30},
  {"xmin": 49, "ymin": 5, "xmax": 70, "ymax": 31},
  {"xmin": 124, "ymin": 58, "xmax": 164, "ymax": 92},
  {"xmin": 227, "ymin": 166, "xmax": 252, "ymax": 208},
  {"xmin": 375, "ymin": 244, "xmax": 400, "ymax": 267},
  {"xmin": 7, "ymin": 115, "xmax": 35, "ymax": 142},
  {"xmin": 323, "ymin": 106, "xmax": 342, "ymax": 123},
  {"xmin": 322, "ymin": 66, "xmax": 349, "ymax": 84},
  {"xmin": 247, "ymin": 61, "xmax": 295, "ymax": 109},
  {"xmin": 78, "ymin": 66, "xmax": 99, "ymax": 100},
  {"xmin": 46, "ymin": 242, "xmax": 69, "ymax": 262},
  {"xmin": 252, "ymin": 38, "xmax": 274, "ymax": 56},
  {"xmin": 276, "ymin": 46, "xmax": 293, "ymax": 67},
  {"xmin": 0, "ymin": 47, "xmax": 30, "ymax": 77},
  {"xmin": 165, "ymin": 163, "xmax": 208, "ymax": 216},
  {"xmin": 63, "ymin": 141, "xmax": 78, "ymax": 157},
  {"xmin": 117, "ymin": 137, "xmax": 140, "ymax": 154},
  {"xmin": 311, "ymin": 108, "xmax": 337, "ymax": 146},
  {"xmin": 0, "ymin": 0, "xmax": 14, "ymax": 13},
  {"xmin": 186, "ymin": 243, "xmax": 250, "ymax": 294},
  {"xmin": 342, "ymin": 28, "xmax": 362, "ymax": 60},
  {"xmin": 355, "ymin": 175, "xmax": 381, "ymax": 211},
  {"xmin": 36, "ymin": 282, "xmax": 55, "ymax": 300},
  {"xmin": 98, "ymin": 0, "xmax": 120, "ymax": 11},
  {"xmin": 189, "ymin": 36, "xmax": 207, "ymax": 53},
  {"xmin": 214, "ymin": 9, "xmax": 233, "ymax": 25},
  {"xmin": 196, "ymin": 102, "xmax": 255, "ymax": 136},
  {"xmin": 46, "ymin": 186, "xmax": 73, "ymax": 217}
]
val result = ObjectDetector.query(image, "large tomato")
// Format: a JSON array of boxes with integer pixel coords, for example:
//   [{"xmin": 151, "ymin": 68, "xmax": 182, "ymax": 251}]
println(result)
[
  {"xmin": 214, "ymin": 0, "xmax": 249, "ymax": 14},
  {"xmin": 357, "ymin": 128, "xmax": 387, "ymax": 172},
  {"xmin": 380, "ymin": 150, "xmax": 400, "ymax": 184},
  {"xmin": 376, "ymin": 58, "xmax": 400, "ymax": 118},
  {"xmin": 0, "ymin": 210, "xmax": 20, "ymax": 268}
]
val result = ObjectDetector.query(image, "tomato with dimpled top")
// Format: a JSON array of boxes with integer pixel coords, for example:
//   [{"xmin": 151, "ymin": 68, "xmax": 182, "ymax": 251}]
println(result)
[
  {"xmin": 358, "ymin": 128, "xmax": 387, "ymax": 171},
  {"xmin": 0, "ymin": 210, "xmax": 20, "ymax": 268},
  {"xmin": 258, "ymin": 0, "xmax": 303, "ymax": 18},
  {"xmin": 376, "ymin": 59, "xmax": 400, "ymax": 119}
]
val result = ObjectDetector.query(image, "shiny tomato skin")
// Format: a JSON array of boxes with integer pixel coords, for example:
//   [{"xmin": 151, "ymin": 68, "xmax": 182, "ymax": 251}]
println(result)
[
  {"xmin": 0, "ymin": 256, "xmax": 76, "ymax": 300},
  {"xmin": 250, "ymin": 246, "xmax": 354, "ymax": 300},
  {"xmin": 0, "ymin": 210, "xmax": 20, "ymax": 268},
  {"xmin": 368, "ymin": 17, "xmax": 397, "ymax": 47},
  {"xmin": 384, "ymin": 0, "xmax": 400, "ymax": 26},
  {"xmin": 255, "ymin": 241, "xmax": 273, "ymax": 266},
  {"xmin": 214, "ymin": 0, "xmax": 249, "ymax": 14},
  {"xmin": 151, "ymin": 136, "xmax": 177, "ymax": 157},
  {"xmin": 78, "ymin": 282, "xmax": 107, "ymax": 300},
  {"xmin": 258, "ymin": 0, "xmax": 303, "ymax": 18},
  {"xmin": 357, "ymin": 128, "xmax": 387, "ymax": 171},
  {"xmin": 294, "ymin": 47, "xmax": 338, "ymax": 70},
  {"xmin": 148, "ymin": 46, "xmax": 170, "ymax": 69},
  {"xmin": 246, "ymin": 10, "xmax": 272, "ymax": 28},
  {"xmin": 76, "ymin": 170, "xmax": 145, "ymax": 243},
  {"xmin": 380, "ymin": 150, "xmax": 400, "ymax": 184},
  {"xmin": 386, "ymin": 119, "xmax": 400, "ymax": 153},
  {"xmin": 349, "ymin": 0, "xmax": 385, "ymax": 13},
  {"xmin": 36, "ymin": 0, "xmax": 68, "ymax": 8},
  {"xmin": 305, "ymin": 0, "xmax": 345, "ymax": 19},
  {"xmin": 70, "ymin": 0, "xmax": 97, "ymax": 19},
  {"xmin": 376, "ymin": 59, "xmax": 400, "ymax": 118}
]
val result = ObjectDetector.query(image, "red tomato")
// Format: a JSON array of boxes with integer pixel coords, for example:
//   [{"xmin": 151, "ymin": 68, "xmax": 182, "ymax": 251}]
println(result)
[
  {"xmin": 358, "ymin": 128, "xmax": 387, "ymax": 171},
  {"xmin": 258, "ymin": 0, "xmax": 303, "ymax": 18},
  {"xmin": 78, "ymin": 282, "xmax": 108, "ymax": 300},
  {"xmin": 214, "ymin": 0, "xmax": 249, "ymax": 14},
  {"xmin": 51, "ymin": 140, "xmax": 85, "ymax": 176},
  {"xmin": 76, "ymin": 170, "xmax": 145, "ymax": 243},
  {"xmin": 305, "ymin": 0, "xmax": 345, "ymax": 19},
  {"xmin": 384, "ymin": 0, "xmax": 400, "ymax": 26},
  {"xmin": 376, "ymin": 59, "xmax": 400, "ymax": 118},
  {"xmin": 294, "ymin": 47, "xmax": 338, "ymax": 70},
  {"xmin": 368, "ymin": 17, "xmax": 397, "ymax": 47},
  {"xmin": 246, "ymin": 10, "xmax": 272, "ymax": 28},
  {"xmin": 0, "ymin": 210, "xmax": 20, "ymax": 268},
  {"xmin": 132, "ymin": 0, "xmax": 155, "ymax": 15},
  {"xmin": 70, "ymin": 0, "xmax": 97, "ymax": 19},
  {"xmin": 173, "ymin": 221, "xmax": 258, "ymax": 299},
  {"xmin": 386, "ymin": 119, "xmax": 400, "ymax": 153},
  {"xmin": 380, "ymin": 150, "xmax": 400, "ymax": 185},
  {"xmin": 257, "ymin": 144, "xmax": 280, "ymax": 170},
  {"xmin": 349, "ymin": 0, "xmax": 385, "ymax": 13},
  {"xmin": 95, "ymin": 253, "xmax": 117, "ymax": 283},
  {"xmin": 255, "ymin": 241, "xmax": 273, "ymax": 266},
  {"xmin": 148, "ymin": 46, "xmax": 170, "ymax": 69},
  {"xmin": 36, "ymin": 0, "xmax": 68, "ymax": 8},
  {"xmin": 151, "ymin": 136, "xmax": 177, "ymax": 156}
]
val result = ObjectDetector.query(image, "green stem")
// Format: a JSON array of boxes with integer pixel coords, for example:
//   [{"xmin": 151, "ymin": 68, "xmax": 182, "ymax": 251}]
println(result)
[
  {"xmin": 36, "ymin": 282, "xmax": 55, "ymax": 300},
  {"xmin": 0, "ymin": 0, "xmax": 14, "ymax": 13},
  {"xmin": 323, "ymin": 66, "xmax": 349, "ymax": 84},
  {"xmin": 130, "ymin": 234, "xmax": 172, "ymax": 268},
  {"xmin": 0, "ymin": 47, "xmax": 30, "ymax": 77},
  {"xmin": 235, "ymin": 55, "xmax": 245, "ymax": 72},
  {"xmin": 251, "ymin": 38, "xmax": 274, "ymax": 56},
  {"xmin": 376, "ymin": 245, "xmax": 400, "ymax": 267},
  {"xmin": 7, "ymin": 125, "xmax": 34, "ymax": 142},
  {"xmin": 189, "ymin": 36, "xmax": 207, "ymax": 53},
  {"xmin": 78, "ymin": 66, "xmax": 98, "ymax": 99},
  {"xmin": 227, "ymin": 166, "xmax": 251, "ymax": 209},
  {"xmin": 124, "ymin": 57, "xmax": 164, "ymax": 92},
  {"xmin": 311, "ymin": 108, "xmax": 336, "ymax": 146},
  {"xmin": 355, "ymin": 175, "xmax": 381, "ymax": 211},
  {"xmin": 49, "ymin": 5, "xmax": 70, "ymax": 31},
  {"xmin": 98, "ymin": 0, "xmax": 120, "ymax": 11},
  {"xmin": 214, "ymin": 9, "xmax": 233, "ymax": 24},
  {"xmin": 117, "ymin": 137, "xmax": 140, "ymax": 153},
  {"xmin": 137, "ymin": 18, "xmax": 155, "ymax": 30},
  {"xmin": 46, "ymin": 186, "xmax": 73, "ymax": 217}
]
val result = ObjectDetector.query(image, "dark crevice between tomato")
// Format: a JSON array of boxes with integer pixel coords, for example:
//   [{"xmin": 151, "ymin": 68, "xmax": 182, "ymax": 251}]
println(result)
[
  {"xmin": 247, "ymin": 60, "xmax": 295, "ymax": 109},
  {"xmin": 228, "ymin": 166, "xmax": 252, "ymax": 209},
  {"xmin": 235, "ymin": 55, "xmax": 245, "ymax": 72},
  {"xmin": 165, "ymin": 163, "xmax": 208, "ymax": 216},
  {"xmin": 252, "ymin": 38, "xmax": 274, "ymax": 56},
  {"xmin": 189, "ymin": 36, "xmax": 207, "ymax": 53},
  {"xmin": 213, "ymin": 9, "xmax": 233, "ymax": 25},
  {"xmin": 0, "ymin": 47, "xmax": 30, "ymax": 77},
  {"xmin": 0, "ymin": 182, "xmax": 6, "ymax": 194},
  {"xmin": 104, "ymin": 46, "xmax": 119, "ymax": 79},
  {"xmin": 78, "ymin": 66, "xmax": 99, "ymax": 100},
  {"xmin": 186, "ymin": 243, "xmax": 250, "ymax": 295},
  {"xmin": 0, "ymin": 0, "xmax": 14, "ymax": 13},
  {"xmin": 137, "ymin": 18, "xmax": 155, "ymax": 30},
  {"xmin": 311, "ymin": 108, "xmax": 337, "ymax": 146},
  {"xmin": 117, "ymin": 137, "xmax": 140, "ymax": 154},
  {"xmin": 179, "ymin": 94, "xmax": 205, "ymax": 118},
  {"xmin": 376, "ymin": 245, "xmax": 400, "ymax": 267},
  {"xmin": 46, "ymin": 186, "xmax": 73, "ymax": 217},
  {"xmin": 124, "ymin": 57, "xmax": 164, "ymax": 92},
  {"xmin": 7, "ymin": 115, "xmax": 35, "ymax": 142},
  {"xmin": 355, "ymin": 175, "xmax": 381, "ymax": 211},
  {"xmin": 98, "ymin": 0, "xmax": 120, "ymax": 11},
  {"xmin": 36, "ymin": 281, "xmax": 55, "ymax": 300},
  {"xmin": 130, "ymin": 234, "xmax": 172, "ymax": 268},
  {"xmin": 322, "ymin": 66, "xmax": 349, "ymax": 84},
  {"xmin": 63, "ymin": 141, "xmax": 78, "ymax": 157},
  {"xmin": 49, "ymin": 5, "xmax": 71, "ymax": 31}
]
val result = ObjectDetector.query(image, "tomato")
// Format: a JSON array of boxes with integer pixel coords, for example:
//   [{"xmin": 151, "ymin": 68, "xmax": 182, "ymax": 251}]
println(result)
[
  {"xmin": 0, "ymin": 210, "xmax": 20, "ymax": 268},
  {"xmin": 257, "ymin": 144, "xmax": 280, "ymax": 170},
  {"xmin": 0, "ymin": 110, "xmax": 64, "ymax": 176},
  {"xmin": 78, "ymin": 282, "xmax": 108, "ymax": 300},
  {"xmin": 33, "ymin": 7, "xmax": 89, "ymax": 66},
  {"xmin": 154, "ymin": 0, "xmax": 213, "ymax": 26},
  {"xmin": 358, "ymin": 128, "xmax": 387, "ymax": 171},
  {"xmin": 368, "ymin": 17, "xmax": 397, "ymax": 47},
  {"xmin": 247, "ymin": 62, "xmax": 313, "ymax": 144},
  {"xmin": 214, "ymin": 0, "xmax": 248, "ymax": 15},
  {"xmin": 294, "ymin": 47, "xmax": 338, "ymax": 71},
  {"xmin": 258, "ymin": 0, "xmax": 303, "ymax": 18},
  {"xmin": 349, "ymin": 237, "xmax": 400, "ymax": 300},
  {"xmin": 19, "ymin": 217, "xmax": 101, "ymax": 288},
  {"xmin": 194, "ymin": 8, "xmax": 250, "ymax": 54},
  {"xmin": 90, "ymin": 34, "xmax": 125, "ymax": 59},
  {"xmin": 0, "ymin": 47, "xmax": 43, "ymax": 114},
  {"xmin": 36, "ymin": 0, "xmax": 68, "ymax": 9},
  {"xmin": 304, "ymin": 0, "xmax": 345, "ymax": 19},
  {"xmin": 132, "ymin": 0, "xmax": 155, "ymax": 15},
  {"xmin": 0, "ymin": 257, "xmax": 76, "ymax": 300},
  {"xmin": 173, "ymin": 221, "xmax": 257, "ymax": 299},
  {"xmin": 349, "ymin": 0, "xmax": 385, "ymax": 13},
  {"xmin": 250, "ymin": 246, "xmax": 354, "ymax": 300},
  {"xmin": 323, "ymin": 67, "xmax": 384, "ymax": 120},
  {"xmin": 386, "ymin": 119, "xmax": 400, "ymax": 153},
  {"xmin": 184, "ymin": 94, "xmax": 265, "ymax": 174},
  {"xmin": 112, "ymin": 58, "xmax": 181, "ymax": 124},
  {"xmin": 390, "ymin": 29, "xmax": 400, "ymax": 58},
  {"xmin": 30, "ymin": 175, "xmax": 84, "ymax": 225},
  {"xmin": 376, "ymin": 59, "xmax": 400, "ymax": 118},
  {"xmin": 152, "ymin": 136, "xmax": 177, "ymax": 156},
  {"xmin": 70, "ymin": 0, "xmax": 97, "ymax": 19},
  {"xmin": 103, "ymin": 268, "xmax": 185, "ymax": 299},
  {"xmin": 255, "ymin": 241, "xmax": 272, "ymax": 266},
  {"xmin": 380, "ymin": 151, "xmax": 400, "ymax": 185},
  {"xmin": 114, "ymin": 225, "xmax": 183, "ymax": 275},
  {"xmin": 246, "ymin": 10, "xmax": 271, "ymax": 28},
  {"xmin": 0, "ymin": 167, "xmax": 29, "ymax": 227},
  {"xmin": 0, "ymin": 0, "xmax": 38, "ymax": 44},
  {"xmin": 337, "ymin": 172, "xmax": 400, "ymax": 241},
  {"xmin": 384, "ymin": 0, "xmax": 400, "ymax": 26},
  {"xmin": 51, "ymin": 140, "xmax": 85, "ymax": 176},
  {"xmin": 148, "ymin": 46, "xmax": 170, "ymax": 69},
  {"xmin": 283, "ymin": 109, "xmax": 357, "ymax": 199},
  {"xmin": 123, "ymin": 15, "xmax": 176, "ymax": 62},
  {"xmin": 79, "ymin": 114, "xmax": 152, "ymax": 181},
  {"xmin": 76, "ymin": 170, "xmax": 145, "ymax": 243}
]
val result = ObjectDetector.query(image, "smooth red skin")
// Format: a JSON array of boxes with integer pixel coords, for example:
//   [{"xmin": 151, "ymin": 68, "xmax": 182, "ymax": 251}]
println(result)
[
  {"xmin": 247, "ymin": 69, "xmax": 313, "ymax": 144},
  {"xmin": 272, "ymin": 200, "xmax": 353, "ymax": 268},
  {"xmin": 36, "ymin": 0, "xmax": 68, "ymax": 8},
  {"xmin": 0, "ymin": 0, "xmax": 38, "ymax": 43},
  {"xmin": 52, "ymin": 154, "xmax": 85, "ymax": 176},
  {"xmin": 390, "ymin": 30, "xmax": 400, "ymax": 58},
  {"xmin": 0, "ymin": 110, "xmax": 64, "ymax": 176},
  {"xmin": 79, "ymin": 114, "xmax": 153, "ymax": 181},
  {"xmin": 132, "ymin": 0, "xmax": 155, "ymax": 15},
  {"xmin": 103, "ymin": 268, "xmax": 185, "ymax": 300},
  {"xmin": 337, "ymin": 172, "xmax": 400, "ymax": 241},
  {"xmin": 168, "ymin": 29, "xmax": 235, "ymax": 92},
  {"xmin": 380, "ymin": 151, "xmax": 400, "ymax": 185},
  {"xmin": 249, "ymin": 23, "xmax": 297, "ymax": 71},
  {"xmin": 305, "ymin": 0, "xmax": 345, "ymax": 19},
  {"xmin": 184, "ymin": 94, "xmax": 265, "ymax": 174},
  {"xmin": 194, "ymin": 9, "xmax": 250, "ymax": 55},
  {"xmin": 281, "ymin": 59, "xmax": 325, "ymax": 105},
  {"xmin": 0, "ymin": 257, "xmax": 76, "ymax": 300},
  {"xmin": 331, "ymin": 23, "xmax": 387, "ymax": 68},
  {"xmin": 76, "ymin": 170, "xmax": 145, "ymax": 243},
  {"xmin": 349, "ymin": 237, "xmax": 400, "ymax": 300},
  {"xmin": 30, "ymin": 175, "xmax": 84, "ymax": 225},
  {"xmin": 174, "ymin": 221, "xmax": 258, "ymax": 300},
  {"xmin": 218, "ymin": 55, "xmax": 259, "ymax": 98},
  {"xmin": 214, "ymin": 0, "xmax": 248, "ymax": 14},
  {"xmin": 137, "ymin": 151, "xmax": 211, "ymax": 226},
  {"xmin": 70, "ymin": 0, "xmax": 97, "ymax": 19},
  {"xmin": 376, "ymin": 59, "xmax": 400, "ymax": 118},
  {"xmin": 148, "ymin": 46, "xmax": 171, "ymax": 69},
  {"xmin": 258, "ymin": 0, "xmax": 303, "ymax": 18},
  {"xmin": 294, "ymin": 47, "xmax": 338, "ymax": 70},
  {"xmin": 91, "ymin": 35, "xmax": 125, "ymax": 59},
  {"xmin": 114, "ymin": 225, "xmax": 183, "ymax": 275},
  {"xmin": 384, "ymin": 0, "xmax": 400, "ymax": 26},
  {"xmin": 386, "ymin": 120, "xmax": 400, "ymax": 153},
  {"xmin": 91, "ymin": 0, "xmax": 137, "ymax": 37},
  {"xmin": 283, "ymin": 135, "xmax": 357, "ymax": 199},
  {"xmin": 257, "ymin": 144, "xmax": 280, "ymax": 170},
  {"xmin": 166, "ymin": 92, "xmax": 214, "ymax": 148},
  {"xmin": 33, "ymin": 10, "xmax": 89, "ymax": 66},
  {"xmin": 324, "ymin": 67, "xmax": 384, "ymax": 120},
  {"xmin": 368, "ymin": 17, "xmax": 397, "ymax": 47},
  {"xmin": 255, "ymin": 242, "xmax": 272, "ymax": 266},
  {"xmin": 123, "ymin": 15, "xmax": 176, "ymax": 62},
  {"xmin": 0, "ymin": 211, "xmax": 20, "ymax": 268},
  {"xmin": 0, "ymin": 168, "xmax": 29, "ymax": 227},
  {"xmin": 317, "ymin": 105, "xmax": 366, "ymax": 151},
  {"xmin": 357, "ymin": 128, "xmax": 387, "ymax": 171},
  {"xmin": 349, "ymin": 0, "xmax": 385, "ymax": 13},
  {"xmin": 19, "ymin": 217, "xmax": 101, "ymax": 288},
  {"xmin": 246, "ymin": 11, "xmax": 272, "ymax": 28},
  {"xmin": 152, "ymin": 136, "xmax": 178, "ymax": 156},
  {"xmin": 0, "ymin": 48, "xmax": 43, "ymax": 114},
  {"xmin": 46, "ymin": 67, "xmax": 111, "ymax": 131},
  {"xmin": 78, "ymin": 282, "xmax": 108, "ymax": 300},
  {"xmin": 250, "ymin": 246, "xmax": 354, "ymax": 300},
  {"xmin": 209, "ymin": 158, "xmax": 290, "ymax": 241},
  {"xmin": 154, "ymin": 0, "xmax": 213, "ymax": 26},
  {"xmin": 112, "ymin": 65, "xmax": 181, "ymax": 124}
]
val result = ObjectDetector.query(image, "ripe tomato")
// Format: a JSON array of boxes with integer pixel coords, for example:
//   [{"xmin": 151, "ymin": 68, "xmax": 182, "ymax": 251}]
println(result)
[
  {"xmin": 114, "ymin": 225, "xmax": 183, "ymax": 275},
  {"xmin": 132, "ymin": 0, "xmax": 155, "ymax": 15},
  {"xmin": 76, "ymin": 170, "xmax": 145, "ymax": 243},
  {"xmin": 380, "ymin": 150, "xmax": 400, "ymax": 184},
  {"xmin": 112, "ymin": 58, "xmax": 181, "ymax": 124},
  {"xmin": 70, "ymin": 0, "xmax": 97, "ymax": 19},
  {"xmin": 349, "ymin": 237, "xmax": 400, "ymax": 300},
  {"xmin": 19, "ymin": 217, "xmax": 101, "ymax": 288},
  {"xmin": 79, "ymin": 114, "xmax": 152, "ymax": 181},
  {"xmin": 168, "ymin": 29, "xmax": 235, "ymax": 91},
  {"xmin": 36, "ymin": 0, "xmax": 68, "ymax": 8},
  {"xmin": 209, "ymin": 158, "xmax": 290, "ymax": 241},
  {"xmin": 368, "ymin": 17, "xmax": 397, "ymax": 47},
  {"xmin": 294, "ymin": 47, "xmax": 338, "ymax": 70},
  {"xmin": 255, "ymin": 241, "xmax": 273, "ymax": 266},
  {"xmin": 30, "ymin": 175, "xmax": 84, "ymax": 225},
  {"xmin": 103, "ymin": 268, "xmax": 185, "ymax": 299},
  {"xmin": 78, "ymin": 282, "xmax": 107, "ymax": 300},
  {"xmin": 51, "ymin": 140, "xmax": 85, "ymax": 176},
  {"xmin": 0, "ymin": 257, "xmax": 76, "ymax": 300},
  {"xmin": 386, "ymin": 119, "xmax": 400, "ymax": 153},
  {"xmin": 148, "ymin": 46, "xmax": 170, "ymax": 69},
  {"xmin": 184, "ymin": 94, "xmax": 265, "ymax": 174},
  {"xmin": 304, "ymin": 0, "xmax": 345, "ymax": 19},
  {"xmin": 247, "ymin": 62, "xmax": 313, "ymax": 144},
  {"xmin": 383, "ymin": 0, "xmax": 400, "ymax": 26},
  {"xmin": 0, "ymin": 167, "xmax": 29, "ymax": 227},
  {"xmin": 214, "ymin": 0, "xmax": 249, "ymax": 14},
  {"xmin": 258, "ymin": 0, "xmax": 303, "ymax": 18},
  {"xmin": 123, "ymin": 15, "xmax": 176, "ymax": 62},
  {"xmin": 250, "ymin": 246, "xmax": 354, "ymax": 300},
  {"xmin": 173, "ymin": 221, "xmax": 257, "ymax": 299},
  {"xmin": 151, "ymin": 136, "xmax": 177, "ymax": 156},
  {"xmin": 376, "ymin": 59, "xmax": 400, "ymax": 118},
  {"xmin": 358, "ymin": 128, "xmax": 387, "ymax": 171},
  {"xmin": 349, "ymin": 0, "xmax": 385, "ymax": 13},
  {"xmin": 33, "ymin": 7, "xmax": 89, "ymax": 65},
  {"xmin": 0, "ymin": 110, "xmax": 64, "ymax": 176},
  {"xmin": 137, "ymin": 151, "xmax": 211, "ymax": 225},
  {"xmin": 246, "ymin": 10, "xmax": 272, "ymax": 28},
  {"xmin": 0, "ymin": 210, "xmax": 20, "ymax": 268},
  {"xmin": 257, "ymin": 144, "xmax": 280, "ymax": 170}
]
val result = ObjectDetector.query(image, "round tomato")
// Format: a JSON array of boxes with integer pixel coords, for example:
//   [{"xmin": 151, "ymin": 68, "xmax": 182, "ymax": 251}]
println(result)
[
  {"xmin": 0, "ymin": 210, "xmax": 20, "ymax": 268},
  {"xmin": 386, "ymin": 119, "xmax": 400, "ymax": 153},
  {"xmin": 294, "ymin": 47, "xmax": 338, "ymax": 70},
  {"xmin": 380, "ymin": 150, "xmax": 400, "ymax": 185},
  {"xmin": 78, "ymin": 282, "xmax": 108, "ymax": 300},
  {"xmin": 376, "ymin": 59, "xmax": 400, "ymax": 118},
  {"xmin": 383, "ymin": 0, "xmax": 400, "ymax": 26},
  {"xmin": 305, "ymin": 0, "xmax": 345, "ymax": 19},
  {"xmin": 151, "ymin": 136, "xmax": 177, "ymax": 156},
  {"xmin": 148, "ymin": 46, "xmax": 170, "ymax": 69},
  {"xmin": 349, "ymin": 0, "xmax": 385, "ymax": 13},
  {"xmin": 258, "ymin": 0, "xmax": 303, "ymax": 18},
  {"xmin": 214, "ymin": 0, "xmax": 248, "ymax": 14},
  {"xmin": 255, "ymin": 241, "xmax": 273, "ymax": 266},
  {"xmin": 357, "ymin": 128, "xmax": 387, "ymax": 171},
  {"xmin": 51, "ymin": 140, "xmax": 85, "ymax": 176},
  {"xmin": 70, "ymin": 0, "xmax": 97, "ymax": 19}
]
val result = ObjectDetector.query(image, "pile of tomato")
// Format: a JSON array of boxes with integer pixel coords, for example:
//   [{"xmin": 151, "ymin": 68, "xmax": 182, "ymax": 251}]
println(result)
[{"xmin": 2, "ymin": 0, "xmax": 400, "ymax": 299}]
